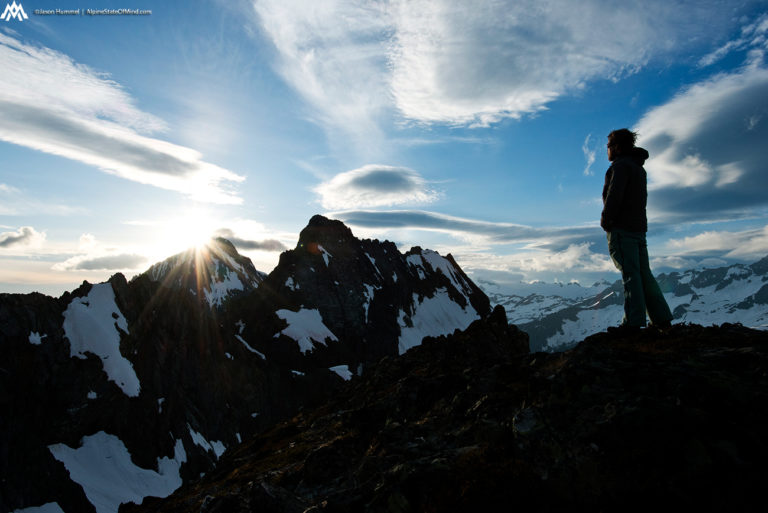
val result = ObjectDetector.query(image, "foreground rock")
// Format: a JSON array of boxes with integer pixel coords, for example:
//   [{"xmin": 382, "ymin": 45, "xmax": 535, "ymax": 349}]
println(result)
[{"xmin": 127, "ymin": 318, "xmax": 768, "ymax": 512}]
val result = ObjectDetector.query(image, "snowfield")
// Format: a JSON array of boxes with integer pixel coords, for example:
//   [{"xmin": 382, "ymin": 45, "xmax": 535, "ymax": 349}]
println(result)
[
  {"xmin": 275, "ymin": 308, "xmax": 339, "ymax": 353},
  {"xmin": 48, "ymin": 432, "xmax": 186, "ymax": 513},
  {"xmin": 62, "ymin": 283, "xmax": 140, "ymax": 397}
]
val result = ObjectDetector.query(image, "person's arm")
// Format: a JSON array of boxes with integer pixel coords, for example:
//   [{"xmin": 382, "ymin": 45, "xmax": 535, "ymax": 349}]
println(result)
[{"xmin": 601, "ymin": 161, "xmax": 630, "ymax": 231}]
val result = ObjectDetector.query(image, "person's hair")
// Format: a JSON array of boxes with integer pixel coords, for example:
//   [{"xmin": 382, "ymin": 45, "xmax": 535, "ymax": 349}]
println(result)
[{"xmin": 607, "ymin": 128, "xmax": 637, "ymax": 153}]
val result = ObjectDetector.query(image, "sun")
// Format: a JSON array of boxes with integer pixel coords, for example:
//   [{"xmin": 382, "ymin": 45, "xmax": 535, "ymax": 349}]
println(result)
[{"xmin": 156, "ymin": 207, "xmax": 219, "ymax": 258}]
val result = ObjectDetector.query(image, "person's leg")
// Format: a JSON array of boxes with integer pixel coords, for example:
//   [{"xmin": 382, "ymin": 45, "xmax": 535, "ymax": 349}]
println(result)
[
  {"xmin": 608, "ymin": 230, "xmax": 647, "ymax": 327},
  {"xmin": 637, "ymin": 234, "xmax": 673, "ymax": 325}
]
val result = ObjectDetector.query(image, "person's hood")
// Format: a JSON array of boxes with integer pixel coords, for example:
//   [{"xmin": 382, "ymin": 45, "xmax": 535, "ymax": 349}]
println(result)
[{"xmin": 630, "ymin": 146, "xmax": 649, "ymax": 165}]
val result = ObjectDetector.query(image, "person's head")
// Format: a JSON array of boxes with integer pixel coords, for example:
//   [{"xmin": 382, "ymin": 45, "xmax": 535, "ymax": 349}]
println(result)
[{"xmin": 607, "ymin": 128, "xmax": 637, "ymax": 161}]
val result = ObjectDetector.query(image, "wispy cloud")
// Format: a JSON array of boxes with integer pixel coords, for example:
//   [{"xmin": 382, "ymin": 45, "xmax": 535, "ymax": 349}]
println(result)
[
  {"xmin": 698, "ymin": 12, "xmax": 768, "ymax": 67},
  {"xmin": 0, "ymin": 181, "xmax": 85, "ymax": 216},
  {"xmin": 252, "ymin": 0, "xmax": 391, "ymax": 146},
  {"xmin": 253, "ymin": 0, "xmax": 748, "ymax": 133},
  {"xmin": 328, "ymin": 209, "xmax": 602, "ymax": 251},
  {"xmin": 315, "ymin": 165, "xmax": 439, "ymax": 209},
  {"xmin": 0, "ymin": 226, "xmax": 46, "ymax": 248},
  {"xmin": 664, "ymin": 224, "xmax": 768, "ymax": 260},
  {"xmin": 582, "ymin": 134, "xmax": 597, "ymax": 176},
  {"xmin": 214, "ymin": 228, "xmax": 288, "ymax": 252},
  {"xmin": 52, "ymin": 253, "xmax": 148, "ymax": 272},
  {"xmin": 0, "ymin": 33, "xmax": 243, "ymax": 204}
]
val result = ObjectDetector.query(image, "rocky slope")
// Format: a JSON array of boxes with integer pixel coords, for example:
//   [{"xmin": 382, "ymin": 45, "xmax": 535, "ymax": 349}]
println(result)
[
  {"xmin": 0, "ymin": 216, "xmax": 491, "ymax": 513},
  {"xmin": 125, "ymin": 318, "xmax": 768, "ymax": 513}
]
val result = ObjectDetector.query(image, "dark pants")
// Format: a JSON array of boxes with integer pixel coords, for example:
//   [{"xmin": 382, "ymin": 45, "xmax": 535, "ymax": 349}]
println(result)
[{"xmin": 607, "ymin": 229, "xmax": 673, "ymax": 327}]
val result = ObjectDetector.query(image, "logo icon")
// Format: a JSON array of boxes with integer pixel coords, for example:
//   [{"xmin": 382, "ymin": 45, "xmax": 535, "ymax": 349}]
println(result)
[{"xmin": 1, "ymin": 1, "xmax": 28, "ymax": 21}]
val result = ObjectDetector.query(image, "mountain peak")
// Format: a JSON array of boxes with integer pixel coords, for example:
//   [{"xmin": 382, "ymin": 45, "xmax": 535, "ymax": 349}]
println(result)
[
  {"xmin": 297, "ymin": 215, "xmax": 355, "ymax": 250},
  {"xmin": 142, "ymin": 237, "xmax": 265, "ymax": 308}
]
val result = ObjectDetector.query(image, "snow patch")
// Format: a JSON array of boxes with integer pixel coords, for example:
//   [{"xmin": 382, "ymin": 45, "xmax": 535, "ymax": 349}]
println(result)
[
  {"xmin": 62, "ymin": 283, "xmax": 140, "ymax": 397},
  {"xmin": 318, "ymin": 244, "xmax": 332, "ymax": 266},
  {"xmin": 28, "ymin": 332, "xmax": 46, "ymax": 345},
  {"xmin": 88, "ymin": 391, "xmax": 98, "ymax": 400},
  {"xmin": 330, "ymin": 364, "xmax": 352, "ymax": 381},
  {"xmin": 421, "ymin": 250, "xmax": 469, "ymax": 294},
  {"xmin": 235, "ymin": 334, "xmax": 266, "ymax": 359},
  {"xmin": 48, "ymin": 432, "xmax": 185, "ymax": 513},
  {"xmin": 365, "ymin": 252, "xmax": 383, "ymax": 278},
  {"xmin": 397, "ymin": 288, "xmax": 480, "ymax": 355},
  {"xmin": 236, "ymin": 320, "xmax": 245, "ymax": 334},
  {"xmin": 187, "ymin": 425, "xmax": 226, "ymax": 459},
  {"xmin": 362, "ymin": 283, "xmax": 381, "ymax": 322},
  {"xmin": 285, "ymin": 276, "xmax": 299, "ymax": 291},
  {"xmin": 406, "ymin": 254, "xmax": 426, "ymax": 279},
  {"xmin": 205, "ymin": 259, "xmax": 245, "ymax": 307},
  {"xmin": 275, "ymin": 308, "xmax": 338, "ymax": 353},
  {"xmin": 12, "ymin": 503, "xmax": 65, "ymax": 513}
]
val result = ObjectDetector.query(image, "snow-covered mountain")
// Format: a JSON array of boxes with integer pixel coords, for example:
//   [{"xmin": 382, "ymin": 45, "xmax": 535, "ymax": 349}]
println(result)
[
  {"xmin": 0, "ymin": 215, "xmax": 494, "ymax": 513},
  {"xmin": 482, "ymin": 256, "xmax": 768, "ymax": 352},
  {"xmin": 227, "ymin": 215, "xmax": 491, "ymax": 373},
  {"xmin": 478, "ymin": 279, "xmax": 613, "ymax": 326}
]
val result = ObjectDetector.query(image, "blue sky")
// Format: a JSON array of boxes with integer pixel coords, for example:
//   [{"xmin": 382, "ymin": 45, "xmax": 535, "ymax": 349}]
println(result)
[{"xmin": 2, "ymin": 0, "xmax": 768, "ymax": 295}]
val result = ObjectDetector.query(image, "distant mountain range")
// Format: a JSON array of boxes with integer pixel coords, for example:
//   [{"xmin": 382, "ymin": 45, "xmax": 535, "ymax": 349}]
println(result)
[
  {"xmin": 0, "ymin": 215, "xmax": 491, "ymax": 513},
  {"xmin": 479, "ymin": 255, "xmax": 768, "ymax": 351}
]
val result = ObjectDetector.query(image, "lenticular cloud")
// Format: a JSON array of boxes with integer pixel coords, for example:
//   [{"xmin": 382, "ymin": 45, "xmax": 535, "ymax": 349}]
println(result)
[
  {"xmin": 0, "ymin": 33, "xmax": 243, "ymax": 204},
  {"xmin": 315, "ymin": 165, "xmax": 439, "ymax": 210}
]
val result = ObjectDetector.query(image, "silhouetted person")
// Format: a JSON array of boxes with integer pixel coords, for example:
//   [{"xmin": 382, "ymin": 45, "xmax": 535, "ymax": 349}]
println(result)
[{"xmin": 601, "ymin": 128, "xmax": 672, "ymax": 333}]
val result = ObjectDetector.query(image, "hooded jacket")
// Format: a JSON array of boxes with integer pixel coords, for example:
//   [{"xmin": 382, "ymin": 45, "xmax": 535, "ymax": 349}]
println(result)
[{"xmin": 601, "ymin": 146, "xmax": 649, "ymax": 233}]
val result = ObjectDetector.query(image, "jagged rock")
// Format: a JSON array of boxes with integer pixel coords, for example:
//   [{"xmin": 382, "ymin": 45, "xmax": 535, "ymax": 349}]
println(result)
[
  {"xmin": 127, "ymin": 322, "xmax": 768, "ymax": 512},
  {"xmin": 229, "ymin": 215, "xmax": 491, "ymax": 372}
]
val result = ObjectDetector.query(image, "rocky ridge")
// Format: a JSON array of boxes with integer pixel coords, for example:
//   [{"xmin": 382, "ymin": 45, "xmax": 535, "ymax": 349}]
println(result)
[{"xmin": 126, "ymin": 319, "xmax": 768, "ymax": 512}]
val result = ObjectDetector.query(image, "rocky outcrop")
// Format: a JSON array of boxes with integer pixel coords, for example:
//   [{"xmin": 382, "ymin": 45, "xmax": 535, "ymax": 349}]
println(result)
[{"xmin": 128, "ymin": 321, "xmax": 768, "ymax": 513}]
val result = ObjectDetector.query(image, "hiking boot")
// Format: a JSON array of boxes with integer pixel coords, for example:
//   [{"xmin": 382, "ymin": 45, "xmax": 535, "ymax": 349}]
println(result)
[{"xmin": 647, "ymin": 321, "xmax": 673, "ymax": 334}]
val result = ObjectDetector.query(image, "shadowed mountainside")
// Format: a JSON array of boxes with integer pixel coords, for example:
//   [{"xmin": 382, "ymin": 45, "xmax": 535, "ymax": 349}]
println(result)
[{"xmin": 125, "ymin": 314, "xmax": 768, "ymax": 512}]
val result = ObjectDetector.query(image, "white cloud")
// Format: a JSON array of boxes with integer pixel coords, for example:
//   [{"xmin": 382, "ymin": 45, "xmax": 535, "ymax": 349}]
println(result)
[
  {"xmin": 665, "ymin": 225, "xmax": 768, "ymax": 259},
  {"xmin": 650, "ymin": 255, "xmax": 697, "ymax": 270},
  {"xmin": 0, "ymin": 226, "xmax": 46, "ymax": 248},
  {"xmin": 316, "ymin": 165, "xmax": 439, "ymax": 209},
  {"xmin": 0, "ymin": 33, "xmax": 243, "ymax": 204},
  {"xmin": 253, "ymin": 0, "xmax": 748, "ymax": 131},
  {"xmin": 698, "ymin": 12, "xmax": 768, "ymax": 67},
  {"xmin": 630, "ymin": 12, "xmax": 768, "ymax": 225},
  {"xmin": 252, "ymin": 0, "xmax": 391, "ymax": 145},
  {"xmin": 0, "ymin": 183, "xmax": 20, "ymax": 194},
  {"xmin": 635, "ymin": 64, "xmax": 768, "ymax": 222},
  {"xmin": 582, "ymin": 134, "xmax": 596, "ymax": 176}
]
